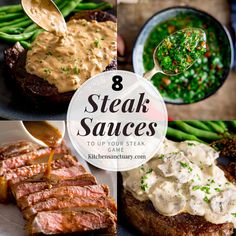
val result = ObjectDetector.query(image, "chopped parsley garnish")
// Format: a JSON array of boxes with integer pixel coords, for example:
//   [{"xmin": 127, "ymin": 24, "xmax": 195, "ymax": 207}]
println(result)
[
  {"xmin": 232, "ymin": 213, "xmax": 236, "ymax": 218},
  {"xmin": 214, "ymin": 188, "xmax": 221, "ymax": 192},
  {"xmin": 203, "ymin": 196, "xmax": 210, "ymax": 203},
  {"xmin": 73, "ymin": 67, "xmax": 80, "ymax": 75},
  {"xmin": 179, "ymin": 161, "xmax": 193, "ymax": 172},
  {"xmin": 140, "ymin": 169, "xmax": 153, "ymax": 191},
  {"xmin": 43, "ymin": 68, "xmax": 51, "ymax": 74},
  {"xmin": 140, "ymin": 175, "xmax": 148, "ymax": 191},
  {"xmin": 158, "ymin": 154, "xmax": 164, "ymax": 160},
  {"xmin": 192, "ymin": 185, "xmax": 210, "ymax": 194},
  {"xmin": 61, "ymin": 67, "xmax": 70, "ymax": 73},
  {"xmin": 94, "ymin": 39, "xmax": 100, "ymax": 48}
]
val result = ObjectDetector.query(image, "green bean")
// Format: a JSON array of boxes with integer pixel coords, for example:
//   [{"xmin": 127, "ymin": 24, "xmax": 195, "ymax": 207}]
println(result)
[
  {"xmin": 0, "ymin": 13, "xmax": 23, "ymax": 22},
  {"xmin": 20, "ymin": 41, "xmax": 31, "ymax": 50},
  {"xmin": 215, "ymin": 121, "xmax": 228, "ymax": 131},
  {"xmin": 61, "ymin": 0, "xmax": 82, "ymax": 17},
  {"xmin": 31, "ymin": 29, "xmax": 44, "ymax": 42},
  {"xmin": 0, "ymin": 31, "xmax": 35, "ymax": 43},
  {"xmin": 228, "ymin": 120, "xmax": 236, "ymax": 130},
  {"xmin": 167, "ymin": 127, "xmax": 205, "ymax": 143},
  {"xmin": 24, "ymin": 24, "xmax": 38, "ymax": 33},
  {"xmin": 171, "ymin": 121, "xmax": 222, "ymax": 141},
  {"xmin": 97, "ymin": 2, "xmax": 113, "ymax": 11},
  {"xmin": 0, "ymin": 27, "xmax": 24, "ymax": 34},
  {"xmin": 0, "ymin": 19, "xmax": 32, "ymax": 32},
  {"xmin": 0, "ymin": 16, "xmax": 29, "ymax": 28},
  {"xmin": 184, "ymin": 121, "xmax": 211, "ymax": 132},
  {"xmin": 75, "ymin": 2, "xmax": 107, "ymax": 10},
  {"xmin": 0, "ymin": 4, "xmax": 22, "ymax": 13},
  {"xmin": 203, "ymin": 121, "xmax": 225, "ymax": 134}
]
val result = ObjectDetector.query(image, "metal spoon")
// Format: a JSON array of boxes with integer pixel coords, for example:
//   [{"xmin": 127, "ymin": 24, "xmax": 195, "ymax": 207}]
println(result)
[
  {"xmin": 21, "ymin": 0, "xmax": 67, "ymax": 36},
  {"xmin": 143, "ymin": 28, "xmax": 206, "ymax": 80}
]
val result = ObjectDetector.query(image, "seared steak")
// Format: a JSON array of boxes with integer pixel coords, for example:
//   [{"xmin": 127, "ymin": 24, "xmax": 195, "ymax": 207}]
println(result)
[
  {"xmin": 0, "ymin": 142, "xmax": 68, "ymax": 175},
  {"xmin": 19, "ymin": 184, "xmax": 109, "ymax": 209},
  {"xmin": 4, "ymin": 11, "xmax": 117, "ymax": 107},
  {"xmin": 11, "ymin": 173, "xmax": 96, "ymax": 201},
  {"xmin": 0, "ymin": 141, "xmax": 39, "ymax": 159},
  {"xmin": 27, "ymin": 208, "xmax": 116, "ymax": 235},
  {"xmin": 23, "ymin": 196, "xmax": 117, "ymax": 220},
  {"xmin": 120, "ymin": 188, "xmax": 234, "ymax": 236}
]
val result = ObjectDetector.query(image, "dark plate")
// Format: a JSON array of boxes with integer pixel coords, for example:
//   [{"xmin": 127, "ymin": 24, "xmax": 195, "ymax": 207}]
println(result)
[{"xmin": 0, "ymin": 0, "xmax": 116, "ymax": 120}]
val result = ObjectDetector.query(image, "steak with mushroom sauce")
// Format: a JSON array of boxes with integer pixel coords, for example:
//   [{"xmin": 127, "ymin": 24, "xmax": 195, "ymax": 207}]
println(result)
[{"xmin": 4, "ymin": 11, "xmax": 117, "ymax": 107}]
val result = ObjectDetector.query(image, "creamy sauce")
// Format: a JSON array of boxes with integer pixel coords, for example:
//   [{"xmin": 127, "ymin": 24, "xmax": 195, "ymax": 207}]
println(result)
[
  {"xmin": 26, "ymin": 19, "xmax": 117, "ymax": 93},
  {"xmin": 23, "ymin": 0, "xmax": 67, "ymax": 36},
  {"xmin": 122, "ymin": 140, "xmax": 236, "ymax": 227}
]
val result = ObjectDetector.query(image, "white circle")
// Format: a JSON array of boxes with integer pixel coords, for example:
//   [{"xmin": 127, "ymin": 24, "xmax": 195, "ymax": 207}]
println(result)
[{"xmin": 67, "ymin": 70, "xmax": 167, "ymax": 171}]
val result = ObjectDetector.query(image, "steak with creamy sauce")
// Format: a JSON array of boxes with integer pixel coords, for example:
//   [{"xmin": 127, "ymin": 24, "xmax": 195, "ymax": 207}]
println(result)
[
  {"xmin": 4, "ymin": 11, "xmax": 117, "ymax": 107},
  {"xmin": 120, "ymin": 187, "xmax": 234, "ymax": 236}
]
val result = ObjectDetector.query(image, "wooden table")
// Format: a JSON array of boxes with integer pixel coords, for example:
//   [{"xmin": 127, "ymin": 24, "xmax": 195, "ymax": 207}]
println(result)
[{"xmin": 118, "ymin": 0, "xmax": 236, "ymax": 120}]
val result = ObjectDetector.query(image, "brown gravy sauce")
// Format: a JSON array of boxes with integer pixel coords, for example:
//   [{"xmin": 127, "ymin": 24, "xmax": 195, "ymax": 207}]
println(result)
[{"xmin": 23, "ymin": 121, "xmax": 62, "ymax": 179}]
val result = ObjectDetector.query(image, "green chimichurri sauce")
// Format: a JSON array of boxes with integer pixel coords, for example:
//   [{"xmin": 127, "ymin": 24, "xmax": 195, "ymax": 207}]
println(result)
[
  {"xmin": 143, "ymin": 14, "xmax": 229, "ymax": 103},
  {"xmin": 156, "ymin": 28, "xmax": 206, "ymax": 74}
]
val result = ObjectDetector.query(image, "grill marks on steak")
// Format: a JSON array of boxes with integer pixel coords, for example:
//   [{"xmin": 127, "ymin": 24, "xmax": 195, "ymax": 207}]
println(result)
[
  {"xmin": 0, "ymin": 141, "xmax": 117, "ymax": 234},
  {"xmin": 121, "ymin": 187, "xmax": 234, "ymax": 236},
  {"xmin": 4, "ymin": 11, "xmax": 117, "ymax": 106}
]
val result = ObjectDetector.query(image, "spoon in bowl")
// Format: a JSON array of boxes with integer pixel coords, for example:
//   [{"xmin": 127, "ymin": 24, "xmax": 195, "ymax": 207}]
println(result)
[
  {"xmin": 21, "ymin": 0, "xmax": 67, "ymax": 36},
  {"xmin": 143, "ymin": 28, "xmax": 207, "ymax": 80}
]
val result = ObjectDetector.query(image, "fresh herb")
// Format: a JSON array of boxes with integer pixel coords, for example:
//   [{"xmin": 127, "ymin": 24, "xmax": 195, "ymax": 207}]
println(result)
[
  {"xmin": 203, "ymin": 196, "xmax": 210, "ymax": 203},
  {"xmin": 214, "ymin": 188, "xmax": 221, "ymax": 192},
  {"xmin": 158, "ymin": 154, "xmax": 164, "ymax": 160},
  {"xmin": 61, "ymin": 67, "xmax": 70, "ymax": 73},
  {"xmin": 43, "ymin": 68, "xmax": 51, "ymax": 74},
  {"xmin": 179, "ymin": 161, "xmax": 193, "ymax": 172},
  {"xmin": 94, "ymin": 39, "xmax": 100, "ymax": 48},
  {"xmin": 73, "ymin": 66, "xmax": 80, "ymax": 75},
  {"xmin": 232, "ymin": 213, "xmax": 236, "ymax": 218},
  {"xmin": 140, "ymin": 175, "xmax": 148, "ymax": 191},
  {"xmin": 192, "ymin": 185, "xmax": 210, "ymax": 194}
]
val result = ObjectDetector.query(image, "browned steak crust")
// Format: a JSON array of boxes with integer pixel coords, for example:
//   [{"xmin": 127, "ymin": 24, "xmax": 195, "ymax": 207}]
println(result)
[
  {"xmin": 4, "ymin": 11, "xmax": 117, "ymax": 107},
  {"xmin": 121, "ymin": 190, "xmax": 234, "ymax": 236}
]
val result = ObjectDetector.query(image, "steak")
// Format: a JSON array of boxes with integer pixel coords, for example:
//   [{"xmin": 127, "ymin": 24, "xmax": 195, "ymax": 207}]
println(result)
[
  {"xmin": 4, "ymin": 11, "xmax": 117, "ymax": 107},
  {"xmin": 19, "ymin": 184, "xmax": 109, "ymax": 209},
  {"xmin": 0, "ymin": 143, "xmax": 68, "ymax": 175},
  {"xmin": 0, "ymin": 141, "xmax": 39, "ymax": 159},
  {"xmin": 27, "ymin": 208, "xmax": 116, "ymax": 235},
  {"xmin": 11, "ymin": 173, "xmax": 96, "ymax": 201},
  {"xmin": 120, "ymin": 185, "xmax": 234, "ymax": 236},
  {"xmin": 4, "ymin": 155, "xmax": 77, "ymax": 185},
  {"xmin": 23, "ymin": 196, "xmax": 117, "ymax": 220}
]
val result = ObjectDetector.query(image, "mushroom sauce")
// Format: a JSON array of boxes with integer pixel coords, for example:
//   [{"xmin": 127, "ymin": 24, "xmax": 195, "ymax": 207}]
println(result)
[
  {"xmin": 26, "ymin": 19, "xmax": 117, "ymax": 93},
  {"xmin": 122, "ymin": 140, "xmax": 236, "ymax": 227}
]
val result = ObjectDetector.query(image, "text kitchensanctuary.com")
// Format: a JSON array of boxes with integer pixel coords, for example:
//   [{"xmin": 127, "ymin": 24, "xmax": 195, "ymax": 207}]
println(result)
[{"xmin": 88, "ymin": 154, "xmax": 146, "ymax": 160}]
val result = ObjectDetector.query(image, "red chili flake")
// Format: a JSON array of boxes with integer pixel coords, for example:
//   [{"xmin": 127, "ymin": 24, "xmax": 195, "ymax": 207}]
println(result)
[{"xmin": 205, "ymin": 51, "xmax": 211, "ymax": 58}]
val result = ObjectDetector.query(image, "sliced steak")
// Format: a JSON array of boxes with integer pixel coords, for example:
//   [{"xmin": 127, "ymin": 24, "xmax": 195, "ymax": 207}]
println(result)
[
  {"xmin": 4, "ymin": 11, "xmax": 117, "ymax": 107},
  {"xmin": 19, "ymin": 185, "xmax": 109, "ymax": 209},
  {"xmin": 11, "ymin": 173, "xmax": 96, "ymax": 201},
  {"xmin": 27, "ymin": 208, "xmax": 116, "ymax": 235},
  {"xmin": 23, "ymin": 196, "xmax": 117, "ymax": 220},
  {"xmin": 4, "ymin": 155, "xmax": 77, "ymax": 185},
  {"xmin": 0, "ymin": 141, "xmax": 39, "ymax": 160},
  {"xmin": 121, "ymin": 189, "xmax": 234, "ymax": 236},
  {"xmin": 0, "ymin": 143, "xmax": 68, "ymax": 175}
]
